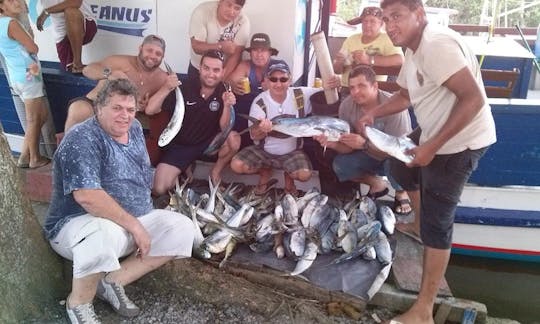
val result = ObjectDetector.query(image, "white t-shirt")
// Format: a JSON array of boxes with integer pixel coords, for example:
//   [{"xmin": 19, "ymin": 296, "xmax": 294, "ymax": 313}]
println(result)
[
  {"xmin": 188, "ymin": 1, "xmax": 250, "ymax": 69},
  {"xmin": 41, "ymin": 0, "xmax": 95, "ymax": 43},
  {"xmin": 249, "ymin": 87, "xmax": 319, "ymax": 155},
  {"xmin": 396, "ymin": 24, "xmax": 496, "ymax": 154}
]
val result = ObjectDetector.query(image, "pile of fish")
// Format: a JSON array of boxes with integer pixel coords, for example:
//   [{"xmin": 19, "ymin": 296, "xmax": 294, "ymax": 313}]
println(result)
[{"xmin": 168, "ymin": 177, "xmax": 396, "ymax": 276}]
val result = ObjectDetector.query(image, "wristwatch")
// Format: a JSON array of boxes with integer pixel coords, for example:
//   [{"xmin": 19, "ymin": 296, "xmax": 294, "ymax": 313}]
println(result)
[{"xmin": 102, "ymin": 67, "xmax": 111, "ymax": 79}]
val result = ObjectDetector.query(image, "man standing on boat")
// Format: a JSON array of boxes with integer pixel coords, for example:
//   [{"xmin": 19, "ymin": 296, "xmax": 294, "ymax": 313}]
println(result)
[
  {"xmin": 44, "ymin": 79, "xmax": 195, "ymax": 323},
  {"xmin": 63, "ymin": 35, "xmax": 179, "ymax": 132},
  {"xmin": 358, "ymin": 0, "xmax": 496, "ymax": 323},
  {"xmin": 36, "ymin": 0, "xmax": 97, "ymax": 74},
  {"xmin": 188, "ymin": 0, "xmax": 250, "ymax": 84},
  {"xmin": 149, "ymin": 50, "xmax": 240, "ymax": 194}
]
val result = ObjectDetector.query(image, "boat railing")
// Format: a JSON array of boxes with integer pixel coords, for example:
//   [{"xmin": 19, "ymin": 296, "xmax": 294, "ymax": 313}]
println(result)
[{"xmin": 481, "ymin": 68, "xmax": 520, "ymax": 98}]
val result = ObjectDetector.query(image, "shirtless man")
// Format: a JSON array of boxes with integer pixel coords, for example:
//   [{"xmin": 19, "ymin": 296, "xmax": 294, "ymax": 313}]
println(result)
[{"xmin": 64, "ymin": 34, "xmax": 179, "ymax": 132}]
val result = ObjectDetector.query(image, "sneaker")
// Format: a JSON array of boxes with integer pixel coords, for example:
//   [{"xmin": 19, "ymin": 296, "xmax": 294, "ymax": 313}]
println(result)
[
  {"xmin": 66, "ymin": 302, "xmax": 100, "ymax": 324},
  {"xmin": 96, "ymin": 277, "xmax": 140, "ymax": 317}
]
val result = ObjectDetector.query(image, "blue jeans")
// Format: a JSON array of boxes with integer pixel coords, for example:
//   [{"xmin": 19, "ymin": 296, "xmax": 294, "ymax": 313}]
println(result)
[{"xmin": 333, "ymin": 150, "xmax": 403, "ymax": 191}]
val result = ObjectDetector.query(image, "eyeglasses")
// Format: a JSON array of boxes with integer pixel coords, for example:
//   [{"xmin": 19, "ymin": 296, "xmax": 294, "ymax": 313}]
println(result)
[{"xmin": 268, "ymin": 76, "xmax": 289, "ymax": 83}]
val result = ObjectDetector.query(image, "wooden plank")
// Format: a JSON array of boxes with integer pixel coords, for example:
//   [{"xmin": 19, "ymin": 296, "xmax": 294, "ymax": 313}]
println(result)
[
  {"xmin": 216, "ymin": 260, "xmax": 368, "ymax": 311},
  {"xmin": 391, "ymin": 231, "xmax": 453, "ymax": 297}
]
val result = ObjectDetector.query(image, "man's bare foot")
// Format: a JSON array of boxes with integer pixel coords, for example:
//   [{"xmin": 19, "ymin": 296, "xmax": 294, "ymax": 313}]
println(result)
[
  {"xmin": 390, "ymin": 305, "xmax": 434, "ymax": 324},
  {"xmin": 254, "ymin": 168, "xmax": 273, "ymax": 195},
  {"xmin": 283, "ymin": 172, "xmax": 299, "ymax": 197}
]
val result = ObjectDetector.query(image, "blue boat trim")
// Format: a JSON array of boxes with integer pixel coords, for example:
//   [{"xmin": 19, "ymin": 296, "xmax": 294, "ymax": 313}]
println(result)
[
  {"xmin": 455, "ymin": 206, "xmax": 540, "ymax": 227},
  {"xmin": 452, "ymin": 246, "xmax": 540, "ymax": 263}
]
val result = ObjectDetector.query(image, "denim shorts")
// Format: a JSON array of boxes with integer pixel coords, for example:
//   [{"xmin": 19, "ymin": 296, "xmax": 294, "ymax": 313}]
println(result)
[
  {"xmin": 390, "ymin": 128, "xmax": 489, "ymax": 248},
  {"xmin": 12, "ymin": 77, "xmax": 44, "ymax": 100}
]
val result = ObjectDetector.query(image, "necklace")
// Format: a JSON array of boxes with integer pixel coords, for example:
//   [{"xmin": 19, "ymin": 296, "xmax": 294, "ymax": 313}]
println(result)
[{"xmin": 138, "ymin": 72, "xmax": 144, "ymax": 86}]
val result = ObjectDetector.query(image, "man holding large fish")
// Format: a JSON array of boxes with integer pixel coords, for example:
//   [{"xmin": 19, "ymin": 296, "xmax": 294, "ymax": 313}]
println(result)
[
  {"xmin": 230, "ymin": 60, "xmax": 319, "ymax": 195},
  {"xmin": 314, "ymin": 65, "xmax": 413, "ymax": 211},
  {"xmin": 151, "ymin": 50, "xmax": 240, "ymax": 195},
  {"xmin": 358, "ymin": 0, "xmax": 496, "ymax": 323}
]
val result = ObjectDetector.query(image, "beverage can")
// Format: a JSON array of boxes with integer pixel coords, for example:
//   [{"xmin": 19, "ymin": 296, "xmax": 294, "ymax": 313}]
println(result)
[
  {"xmin": 241, "ymin": 77, "xmax": 251, "ymax": 94},
  {"xmin": 314, "ymin": 77, "xmax": 323, "ymax": 88}
]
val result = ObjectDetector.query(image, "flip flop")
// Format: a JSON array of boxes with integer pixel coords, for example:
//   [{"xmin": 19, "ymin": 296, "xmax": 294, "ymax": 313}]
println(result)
[
  {"xmin": 17, "ymin": 160, "xmax": 29, "ymax": 168},
  {"xmin": 394, "ymin": 198, "xmax": 412, "ymax": 215},
  {"xmin": 253, "ymin": 178, "xmax": 278, "ymax": 195},
  {"xmin": 67, "ymin": 64, "xmax": 85, "ymax": 75},
  {"xmin": 367, "ymin": 187, "xmax": 389, "ymax": 200}
]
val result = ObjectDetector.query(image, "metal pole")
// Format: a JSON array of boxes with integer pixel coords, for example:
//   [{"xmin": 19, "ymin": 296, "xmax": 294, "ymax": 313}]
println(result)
[{"xmin": 515, "ymin": 24, "xmax": 540, "ymax": 73}]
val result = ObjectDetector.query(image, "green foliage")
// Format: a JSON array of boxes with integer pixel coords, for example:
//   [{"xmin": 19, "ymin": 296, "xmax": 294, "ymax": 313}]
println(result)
[{"xmin": 335, "ymin": 0, "xmax": 540, "ymax": 27}]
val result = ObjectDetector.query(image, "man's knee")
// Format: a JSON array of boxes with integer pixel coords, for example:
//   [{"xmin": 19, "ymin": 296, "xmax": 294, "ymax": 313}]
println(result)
[
  {"xmin": 291, "ymin": 169, "xmax": 312, "ymax": 182},
  {"xmin": 230, "ymin": 158, "xmax": 249, "ymax": 174},
  {"xmin": 66, "ymin": 101, "xmax": 93, "ymax": 127}
]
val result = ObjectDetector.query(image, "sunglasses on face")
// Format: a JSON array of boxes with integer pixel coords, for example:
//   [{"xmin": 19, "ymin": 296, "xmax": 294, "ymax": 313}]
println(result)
[{"xmin": 268, "ymin": 76, "xmax": 289, "ymax": 83}]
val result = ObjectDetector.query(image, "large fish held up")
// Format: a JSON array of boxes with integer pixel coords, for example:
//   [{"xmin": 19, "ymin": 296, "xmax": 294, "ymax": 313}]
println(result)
[
  {"xmin": 158, "ymin": 62, "xmax": 185, "ymax": 147},
  {"xmin": 365, "ymin": 126, "xmax": 416, "ymax": 163},
  {"xmin": 271, "ymin": 115, "xmax": 350, "ymax": 141}
]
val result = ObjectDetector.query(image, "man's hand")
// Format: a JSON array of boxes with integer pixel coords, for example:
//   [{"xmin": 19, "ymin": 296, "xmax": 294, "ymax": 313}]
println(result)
[
  {"xmin": 339, "ymin": 133, "xmax": 366, "ymax": 150},
  {"xmin": 323, "ymin": 74, "xmax": 341, "ymax": 91},
  {"xmin": 130, "ymin": 221, "xmax": 152, "ymax": 258},
  {"xmin": 222, "ymin": 88, "xmax": 236, "ymax": 108},
  {"xmin": 334, "ymin": 51, "xmax": 346, "ymax": 65},
  {"xmin": 231, "ymin": 78, "xmax": 246, "ymax": 95},
  {"xmin": 313, "ymin": 134, "xmax": 329, "ymax": 147},
  {"xmin": 165, "ymin": 73, "xmax": 180, "ymax": 91},
  {"xmin": 356, "ymin": 112, "xmax": 375, "ymax": 134},
  {"xmin": 138, "ymin": 92, "xmax": 149, "ymax": 112},
  {"xmin": 36, "ymin": 11, "xmax": 48, "ymax": 31},
  {"xmin": 219, "ymin": 40, "xmax": 237, "ymax": 55},
  {"xmin": 406, "ymin": 143, "xmax": 437, "ymax": 168},
  {"xmin": 257, "ymin": 118, "xmax": 272, "ymax": 133},
  {"xmin": 352, "ymin": 50, "xmax": 369, "ymax": 65}
]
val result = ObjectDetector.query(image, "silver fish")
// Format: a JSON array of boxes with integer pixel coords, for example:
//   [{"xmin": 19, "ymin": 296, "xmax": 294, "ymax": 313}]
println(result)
[
  {"xmin": 377, "ymin": 205, "xmax": 396, "ymax": 236},
  {"xmin": 204, "ymin": 105, "xmax": 236, "ymax": 156},
  {"xmin": 204, "ymin": 176, "xmax": 220, "ymax": 214},
  {"xmin": 365, "ymin": 126, "xmax": 416, "ymax": 163},
  {"xmin": 158, "ymin": 62, "xmax": 185, "ymax": 147},
  {"xmin": 290, "ymin": 240, "xmax": 318, "ymax": 276},
  {"xmin": 271, "ymin": 115, "xmax": 350, "ymax": 141},
  {"xmin": 374, "ymin": 232, "xmax": 392, "ymax": 265}
]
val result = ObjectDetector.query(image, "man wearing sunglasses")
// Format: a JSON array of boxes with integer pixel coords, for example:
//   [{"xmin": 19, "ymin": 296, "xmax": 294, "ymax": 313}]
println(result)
[
  {"xmin": 150, "ymin": 50, "xmax": 240, "ymax": 195},
  {"xmin": 189, "ymin": 0, "xmax": 250, "ymax": 84},
  {"xmin": 230, "ymin": 60, "xmax": 319, "ymax": 196},
  {"xmin": 62, "ymin": 35, "xmax": 179, "ymax": 135}
]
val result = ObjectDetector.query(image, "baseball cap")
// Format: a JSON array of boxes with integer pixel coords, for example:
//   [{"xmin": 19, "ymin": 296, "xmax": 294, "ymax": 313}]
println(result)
[
  {"xmin": 347, "ymin": 6, "xmax": 382, "ymax": 25},
  {"xmin": 142, "ymin": 34, "xmax": 166, "ymax": 52},
  {"xmin": 244, "ymin": 33, "xmax": 279, "ymax": 56},
  {"xmin": 266, "ymin": 60, "xmax": 290, "ymax": 76}
]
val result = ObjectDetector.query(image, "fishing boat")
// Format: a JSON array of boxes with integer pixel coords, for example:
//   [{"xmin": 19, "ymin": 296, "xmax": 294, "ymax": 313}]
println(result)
[{"xmin": 1, "ymin": 0, "xmax": 539, "ymax": 263}]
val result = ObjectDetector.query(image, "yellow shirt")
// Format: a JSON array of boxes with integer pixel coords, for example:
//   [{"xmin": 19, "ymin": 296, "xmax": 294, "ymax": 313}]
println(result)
[{"xmin": 339, "ymin": 32, "xmax": 402, "ymax": 86}]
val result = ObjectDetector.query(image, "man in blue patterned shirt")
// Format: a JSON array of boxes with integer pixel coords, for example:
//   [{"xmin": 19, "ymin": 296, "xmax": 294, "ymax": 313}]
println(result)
[{"xmin": 44, "ymin": 79, "xmax": 195, "ymax": 324}]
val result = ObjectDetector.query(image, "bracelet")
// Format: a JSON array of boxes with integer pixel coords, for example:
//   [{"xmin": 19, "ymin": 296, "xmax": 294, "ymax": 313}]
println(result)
[{"xmin": 43, "ymin": 9, "xmax": 50, "ymax": 16}]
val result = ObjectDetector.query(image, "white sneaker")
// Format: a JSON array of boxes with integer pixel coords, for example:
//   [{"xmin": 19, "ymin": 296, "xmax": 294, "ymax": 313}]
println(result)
[
  {"xmin": 96, "ymin": 277, "xmax": 140, "ymax": 317},
  {"xmin": 66, "ymin": 302, "xmax": 100, "ymax": 324}
]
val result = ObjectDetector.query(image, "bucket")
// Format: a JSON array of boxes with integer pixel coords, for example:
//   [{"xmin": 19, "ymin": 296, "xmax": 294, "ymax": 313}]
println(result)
[{"xmin": 310, "ymin": 91, "xmax": 341, "ymax": 116}]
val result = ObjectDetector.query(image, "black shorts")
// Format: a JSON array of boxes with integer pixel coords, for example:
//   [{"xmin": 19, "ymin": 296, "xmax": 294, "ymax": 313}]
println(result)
[
  {"xmin": 160, "ymin": 137, "xmax": 213, "ymax": 171},
  {"xmin": 390, "ymin": 128, "xmax": 489, "ymax": 249}
]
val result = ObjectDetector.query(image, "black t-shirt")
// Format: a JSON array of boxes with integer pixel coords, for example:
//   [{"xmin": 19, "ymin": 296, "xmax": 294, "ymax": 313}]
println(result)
[{"xmin": 170, "ymin": 80, "xmax": 225, "ymax": 145}]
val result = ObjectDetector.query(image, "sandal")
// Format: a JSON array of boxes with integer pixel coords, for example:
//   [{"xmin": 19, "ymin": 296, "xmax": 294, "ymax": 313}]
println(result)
[
  {"xmin": 394, "ymin": 198, "xmax": 412, "ymax": 215},
  {"xmin": 67, "ymin": 63, "xmax": 85, "ymax": 75},
  {"xmin": 29, "ymin": 158, "xmax": 50, "ymax": 169},
  {"xmin": 366, "ymin": 187, "xmax": 389, "ymax": 200},
  {"xmin": 254, "ymin": 178, "xmax": 278, "ymax": 195}
]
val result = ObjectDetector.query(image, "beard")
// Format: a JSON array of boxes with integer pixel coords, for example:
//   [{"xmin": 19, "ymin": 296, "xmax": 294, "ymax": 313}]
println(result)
[{"xmin": 137, "ymin": 53, "xmax": 162, "ymax": 71}]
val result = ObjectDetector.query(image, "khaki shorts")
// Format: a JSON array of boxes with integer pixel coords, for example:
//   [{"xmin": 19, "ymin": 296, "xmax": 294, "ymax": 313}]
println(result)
[{"xmin": 49, "ymin": 210, "xmax": 194, "ymax": 278}]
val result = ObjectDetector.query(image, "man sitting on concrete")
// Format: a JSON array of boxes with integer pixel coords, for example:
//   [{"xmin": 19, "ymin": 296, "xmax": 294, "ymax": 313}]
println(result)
[
  {"xmin": 44, "ymin": 79, "xmax": 195, "ymax": 323},
  {"xmin": 36, "ymin": 0, "xmax": 97, "ymax": 73},
  {"xmin": 230, "ymin": 60, "xmax": 320, "ymax": 196},
  {"xmin": 149, "ymin": 50, "xmax": 240, "ymax": 194},
  {"xmin": 314, "ymin": 65, "xmax": 412, "ymax": 209}
]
